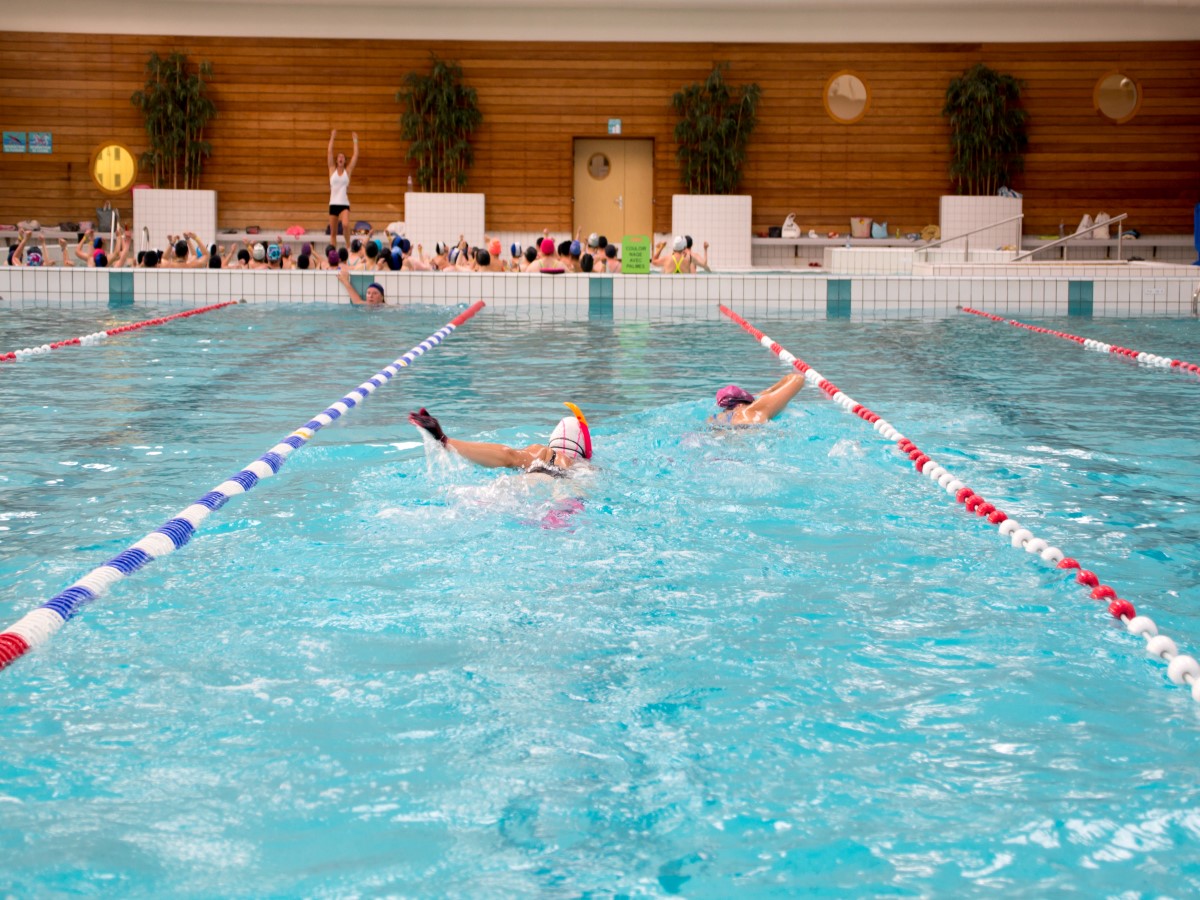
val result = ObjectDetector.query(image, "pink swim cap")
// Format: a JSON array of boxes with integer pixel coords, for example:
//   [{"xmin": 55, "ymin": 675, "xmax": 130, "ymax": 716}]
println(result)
[
  {"xmin": 540, "ymin": 238, "xmax": 555, "ymax": 256},
  {"xmin": 716, "ymin": 385, "xmax": 755, "ymax": 409}
]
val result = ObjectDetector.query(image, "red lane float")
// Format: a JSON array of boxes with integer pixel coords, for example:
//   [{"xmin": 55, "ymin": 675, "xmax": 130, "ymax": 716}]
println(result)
[
  {"xmin": 961, "ymin": 306, "xmax": 1200, "ymax": 377},
  {"xmin": 719, "ymin": 304, "xmax": 1200, "ymax": 702},
  {"xmin": 1, "ymin": 300, "xmax": 240, "ymax": 362}
]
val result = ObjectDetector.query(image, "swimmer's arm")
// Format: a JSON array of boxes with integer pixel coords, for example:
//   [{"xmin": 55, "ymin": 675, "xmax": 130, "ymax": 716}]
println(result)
[
  {"xmin": 444, "ymin": 439, "xmax": 538, "ymax": 469},
  {"xmin": 744, "ymin": 373, "xmax": 805, "ymax": 422},
  {"xmin": 336, "ymin": 264, "xmax": 366, "ymax": 304},
  {"xmin": 347, "ymin": 132, "xmax": 359, "ymax": 173},
  {"xmin": 327, "ymin": 130, "xmax": 336, "ymax": 173},
  {"xmin": 692, "ymin": 241, "xmax": 711, "ymax": 272}
]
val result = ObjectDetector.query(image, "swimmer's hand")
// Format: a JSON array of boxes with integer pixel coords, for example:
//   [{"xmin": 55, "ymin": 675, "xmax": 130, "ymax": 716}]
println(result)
[{"xmin": 408, "ymin": 408, "xmax": 447, "ymax": 445}]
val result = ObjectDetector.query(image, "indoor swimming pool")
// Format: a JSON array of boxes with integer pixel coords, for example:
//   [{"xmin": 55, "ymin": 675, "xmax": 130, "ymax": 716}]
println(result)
[{"xmin": 2, "ymin": 302, "xmax": 1199, "ymax": 895}]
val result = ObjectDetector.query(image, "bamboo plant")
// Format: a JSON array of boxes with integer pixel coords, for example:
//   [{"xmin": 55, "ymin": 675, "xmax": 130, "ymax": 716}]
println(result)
[
  {"xmin": 942, "ymin": 63, "xmax": 1029, "ymax": 196},
  {"xmin": 130, "ymin": 51, "xmax": 216, "ymax": 190},
  {"xmin": 396, "ymin": 57, "xmax": 482, "ymax": 193},
  {"xmin": 672, "ymin": 63, "xmax": 762, "ymax": 195}
]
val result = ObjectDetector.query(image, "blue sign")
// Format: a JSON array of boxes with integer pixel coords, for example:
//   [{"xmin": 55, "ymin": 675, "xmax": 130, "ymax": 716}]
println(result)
[
  {"xmin": 3, "ymin": 132, "xmax": 26, "ymax": 153},
  {"xmin": 28, "ymin": 132, "xmax": 51, "ymax": 154},
  {"xmin": 607, "ymin": 118, "xmax": 622, "ymax": 135}
]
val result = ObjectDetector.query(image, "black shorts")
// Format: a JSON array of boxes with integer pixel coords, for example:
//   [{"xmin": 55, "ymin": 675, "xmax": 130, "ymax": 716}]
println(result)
[{"xmin": 329, "ymin": 204, "xmax": 350, "ymax": 216}]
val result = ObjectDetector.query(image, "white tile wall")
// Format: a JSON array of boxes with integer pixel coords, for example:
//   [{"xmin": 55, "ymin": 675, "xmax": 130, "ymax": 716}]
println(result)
[
  {"xmin": 134, "ymin": 189, "xmax": 218, "ymax": 250},
  {"xmin": 826, "ymin": 248, "xmax": 915, "ymax": 275},
  {"xmin": 672, "ymin": 195, "xmax": 752, "ymax": 269},
  {"xmin": 3, "ymin": 267, "xmax": 1198, "ymax": 320},
  {"xmin": 939, "ymin": 196, "xmax": 1022, "ymax": 251},
  {"xmin": 403, "ymin": 193, "xmax": 486, "ymax": 257}
]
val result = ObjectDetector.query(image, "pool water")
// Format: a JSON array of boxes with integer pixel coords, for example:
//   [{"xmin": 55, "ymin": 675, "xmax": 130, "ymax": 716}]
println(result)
[{"xmin": 3, "ymin": 304, "xmax": 1200, "ymax": 896}]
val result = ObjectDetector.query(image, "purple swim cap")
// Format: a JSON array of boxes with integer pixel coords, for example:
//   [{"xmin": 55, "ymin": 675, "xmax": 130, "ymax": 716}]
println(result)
[
  {"xmin": 327, "ymin": 248, "xmax": 339, "ymax": 266},
  {"xmin": 715, "ymin": 385, "xmax": 755, "ymax": 409}
]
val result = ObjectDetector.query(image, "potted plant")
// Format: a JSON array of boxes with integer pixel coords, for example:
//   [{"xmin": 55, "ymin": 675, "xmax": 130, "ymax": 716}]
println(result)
[
  {"xmin": 397, "ymin": 56, "xmax": 482, "ymax": 193},
  {"xmin": 942, "ymin": 62, "xmax": 1028, "ymax": 196},
  {"xmin": 396, "ymin": 56, "xmax": 485, "ymax": 252},
  {"xmin": 130, "ymin": 51, "xmax": 216, "ymax": 189},
  {"xmin": 939, "ymin": 63, "xmax": 1028, "ymax": 255},
  {"xmin": 670, "ymin": 63, "xmax": 761, "ymax": 268}
]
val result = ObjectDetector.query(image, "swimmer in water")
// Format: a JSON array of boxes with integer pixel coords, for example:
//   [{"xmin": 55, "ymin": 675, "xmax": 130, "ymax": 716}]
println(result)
[
  {"xmin": 408, "ymin": 402, "xmax": 592, "ymax": 476},
  {"xmin": 708, "ymin": 373, "xmax": 805, "ymax": 426}
]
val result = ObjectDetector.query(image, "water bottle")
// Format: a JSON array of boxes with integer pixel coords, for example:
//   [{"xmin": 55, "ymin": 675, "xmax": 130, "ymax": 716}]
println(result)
[{"xmin": 407, "ymin": 175, "xmax": 414, "ymax": 192}]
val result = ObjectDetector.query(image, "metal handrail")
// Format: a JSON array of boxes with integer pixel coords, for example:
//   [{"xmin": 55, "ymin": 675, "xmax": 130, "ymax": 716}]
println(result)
[
  {"xmin": 1014, "ymin": 213, "xmax": 1129, "ymax": 262},
  {"xmin": 913, "ymin": 214, "xmax": 1024, "ymax": 256}
]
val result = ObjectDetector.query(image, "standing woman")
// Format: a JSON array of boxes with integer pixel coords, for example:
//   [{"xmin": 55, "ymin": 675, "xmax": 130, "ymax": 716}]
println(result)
[{"xmin": 327, "ymin": 129, "xmax": 358, "ymax": 250}]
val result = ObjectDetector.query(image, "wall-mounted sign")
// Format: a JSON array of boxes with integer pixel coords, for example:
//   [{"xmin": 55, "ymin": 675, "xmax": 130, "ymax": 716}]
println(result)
[
  {"xmin": 607, "ymin": 118, "xmax": 622, "ymax": 135},
  {"xmin": 622, "ymin": 234, "xmax": 650, "ymax": 274},
  {"xmin": 28, "ymin": 132, "xmax": 52, "ymax": 154},
  {"xmin": 3, "ymin": 132, "xmax": 26, "ymax": 153}
]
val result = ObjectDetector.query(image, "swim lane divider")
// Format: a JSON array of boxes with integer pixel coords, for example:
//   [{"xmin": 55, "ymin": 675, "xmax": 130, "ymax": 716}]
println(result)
[
  {"xmin": 0, "ymin": 301, "xmax": 240, "ymax": 362},
  {"xmin": 961, "ymin": 306, "xmax": 1200, "ymax": 377},
  {"xmin": 0, "ymin": 300, "xmax": 486, "ymax": 672},
  {"xmin": 718, "ymin": 304, "xmax": 1200, "ymax": 703}
]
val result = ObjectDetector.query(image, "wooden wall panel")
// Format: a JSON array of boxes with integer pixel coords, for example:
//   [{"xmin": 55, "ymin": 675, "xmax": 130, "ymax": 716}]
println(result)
[{"xmin": 0, "ymin": 33, "xmax": 1197, "ymax": 241}]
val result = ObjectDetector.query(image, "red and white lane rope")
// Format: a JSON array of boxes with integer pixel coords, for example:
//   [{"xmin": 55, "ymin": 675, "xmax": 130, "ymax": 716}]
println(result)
[
  {"xmin": 0, "ymin": 301, "xmax": 241, "ymax": 362},
  {"xmin": 0, "ymin": 301, "xmax": 486, "ymax": 672},
  {"xmin": 962, "ymin": 306, "xmax": 1200, "ymax": 377},
  {"xmin": 719, "ymin": 304, "xmax": 1200, "ymax": 702}
]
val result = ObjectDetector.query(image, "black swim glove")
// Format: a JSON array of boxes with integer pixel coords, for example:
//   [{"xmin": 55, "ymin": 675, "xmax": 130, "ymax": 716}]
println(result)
[{"xmin": 408, "ymin": 408, "xmax": 447, "ymax": 445}]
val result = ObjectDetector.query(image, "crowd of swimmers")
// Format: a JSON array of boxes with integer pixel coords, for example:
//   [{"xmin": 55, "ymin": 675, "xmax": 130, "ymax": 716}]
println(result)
[{"xmin": 5, "ymin": 225, "xmax": 714, "ymax": 278}]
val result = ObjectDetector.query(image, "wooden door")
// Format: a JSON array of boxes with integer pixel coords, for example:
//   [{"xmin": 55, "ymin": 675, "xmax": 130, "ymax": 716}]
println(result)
[{"xmin": 574, "ymin": 139, "xmax": 653, "ymax": 243}]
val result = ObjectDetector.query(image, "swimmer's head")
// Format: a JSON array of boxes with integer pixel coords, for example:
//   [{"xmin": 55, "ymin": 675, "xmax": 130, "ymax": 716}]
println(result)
[
  {"xmin": 510, "ymin": 242, "xmax": 523, "ymax": 259},
  {"xmin": 548, "ymin": 403, "xmax": 592, "ymax": 460},
  {"xmin": 365, "ymin": 282, "xmax": 385, "ymax": 303},
  {"xmin": 673, "ymin": 235, "xmax": 687, "ymax": 252},
  {"xmin": 715, "ymin": 385, "xmax": 755, "ymax": 409},
  {"xmin": 489, "ymin": 239, "xmax": 501, "ymax": 257},
  {"xmin": 252, "ymin": 242, "xmax": 266, "ymax": 261},
  {"xmin": 540, "ymin": 237, "xmax": 555, "ymax": 256}
]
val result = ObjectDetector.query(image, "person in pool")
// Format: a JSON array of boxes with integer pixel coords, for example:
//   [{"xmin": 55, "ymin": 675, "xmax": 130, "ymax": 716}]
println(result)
[
  {"xmin": 336, "ymin": 264, "xmax": 386, "ymax": 304},
  {"xmin": 408, "ymin": 403, "xmax": 592, "ymax": 477},
  {"xmin": 709, "ymin": 373, "xmax": 806, "ymax": 426}
]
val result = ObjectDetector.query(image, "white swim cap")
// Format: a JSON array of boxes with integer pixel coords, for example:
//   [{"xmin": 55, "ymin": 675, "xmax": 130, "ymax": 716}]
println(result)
[
  {"xmin": 547, "ymin": 411, "xmax": 592, "ymax": 460},
  {"xmin": 673, "ymin": 235, "xmax": 687, "ymax": 252}
]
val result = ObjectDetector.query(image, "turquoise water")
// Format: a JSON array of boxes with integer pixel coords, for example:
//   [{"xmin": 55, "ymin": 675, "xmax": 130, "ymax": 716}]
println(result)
[{"xmin": 2, "ymin": 304, "xmax": 1200, "ymax": 896}]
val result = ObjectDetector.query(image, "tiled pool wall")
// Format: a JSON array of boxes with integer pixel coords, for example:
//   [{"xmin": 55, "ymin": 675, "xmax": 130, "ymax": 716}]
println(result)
[{"xmin": 3, "ymin": 267, "xmax": 1197, "ymax": 320}]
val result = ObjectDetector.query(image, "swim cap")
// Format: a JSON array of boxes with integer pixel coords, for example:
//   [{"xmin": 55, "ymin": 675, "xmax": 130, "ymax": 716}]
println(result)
[
  {"xmin": 673, "ymin": 235, "xmax": 687, "ymax": 252},
  {"xmin": 93, "ymin": 237, "xmax": 103, "ymax": 249},
  {"xmin": 569, "ymin": 240, "xmax": 581, "ymax": 257},
  {"xmin": 489, "ymin": 239, "xmax": 501, "ymax": 257},
  {"xmin": 399, "ymin": 237, "xmax": 412, "ymax": 254},
  {"xmin": 449, "ymin": 247, "xmax": 460, "ymax": 264},
  {"xmin": 435, "ymin": 242, "xmax": 448, "ymax": 256},
  {"xmin": 267, "ymin": 243, "xmax": 281, "ymax": 261},
  {"xmin": 510, "ymin": 242, "xmax": 522, "ymax": 259},
  {"xmin": 327, "ymin": 248, "xmax": 339, "ymax": 266},
  {"xmin": 252, "ymin": 243, "xmax": 266, "ymax": 261},
  {"xmin": 540, "ymin": 237, "xmax": 555, "ymax": 256},
  {"xmin": 547, "ymin": 402, "xmax": 592, "ymax": 460},
  {"xmin": 27, "ymin": 248, "xmax": 42, "ymax": 267},
  {"xmin": 716, "ymin": 385, "xmax": 755, "ymax": 409},
  {"xmin": 366, "ymin": 282, "xmax": 384, "ymax": 298},
  {"xmin": 587, "ymin": 232, "xmax": 599, "ymax": 248}
]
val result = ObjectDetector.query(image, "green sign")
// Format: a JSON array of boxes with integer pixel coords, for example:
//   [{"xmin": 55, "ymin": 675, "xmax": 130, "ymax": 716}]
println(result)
[{"xmin": 621, "ymin": 234, "xmax": 650, "ymax": 274}]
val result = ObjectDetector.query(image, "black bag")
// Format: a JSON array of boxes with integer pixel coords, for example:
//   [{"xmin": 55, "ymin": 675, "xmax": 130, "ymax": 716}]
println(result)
[{"xmin": 96, "ymin": 201, "xmax": 118, "ymax": 232}]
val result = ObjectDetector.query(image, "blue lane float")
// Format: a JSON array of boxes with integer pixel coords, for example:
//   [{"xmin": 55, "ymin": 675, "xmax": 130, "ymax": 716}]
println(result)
[{"xmin": 0, "ymin": 301, "xmax": 487, "ymax": 672}]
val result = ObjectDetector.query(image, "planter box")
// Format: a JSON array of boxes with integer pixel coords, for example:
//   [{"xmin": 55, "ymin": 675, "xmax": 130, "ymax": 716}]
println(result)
[
  {"xmin": 939, "ymin": 196, "xmax": 1022, "ymax": 252},
  {"xmin": 134, "ymin": 189, "xmax": 217, "ymax": 247},
  {"xmin": 404, "ymin": 193, "xmax": 485, "ymax": 255},
  {"xmin": 672, "ymin": 195, "xmax": 752, "ymax": 269}
]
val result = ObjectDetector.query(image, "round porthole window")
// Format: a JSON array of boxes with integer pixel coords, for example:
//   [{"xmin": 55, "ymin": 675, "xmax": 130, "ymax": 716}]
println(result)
[
  {"xmin": 91, "ymin": 142, "xmax": 137, "ymax": 194},
  {"xmin": 587, "ymin": 153, "xmax": 611, "ymax": 180},
  {"xmin": 824, "ymin": 71, "xmax": 870, "ymax": 124},
  {"xmin": 1094, "ymin": 72, "xmax": 1141, "ymax": 123}
]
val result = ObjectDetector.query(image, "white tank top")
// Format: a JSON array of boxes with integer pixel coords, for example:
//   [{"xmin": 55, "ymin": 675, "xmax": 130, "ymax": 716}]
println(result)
[{"xmin": 329, "ymin": 170, "xmax": 350, "ymax": 207}]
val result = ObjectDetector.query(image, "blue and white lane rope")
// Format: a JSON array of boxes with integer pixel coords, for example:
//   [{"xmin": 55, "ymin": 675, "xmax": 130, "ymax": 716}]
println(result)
[
  {"xmin": 719, "ymin": 304, "xmax": 1200, "ymax": 703},
  {"xmin": 0, "ymin": 301, "xmax": 486, "ymax": 672}
]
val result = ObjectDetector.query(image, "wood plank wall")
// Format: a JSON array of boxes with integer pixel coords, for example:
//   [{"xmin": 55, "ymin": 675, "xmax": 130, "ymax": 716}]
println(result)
[{"xmin": 1, "ymin": 33, "xmax": 1197, "ymax": 239}]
